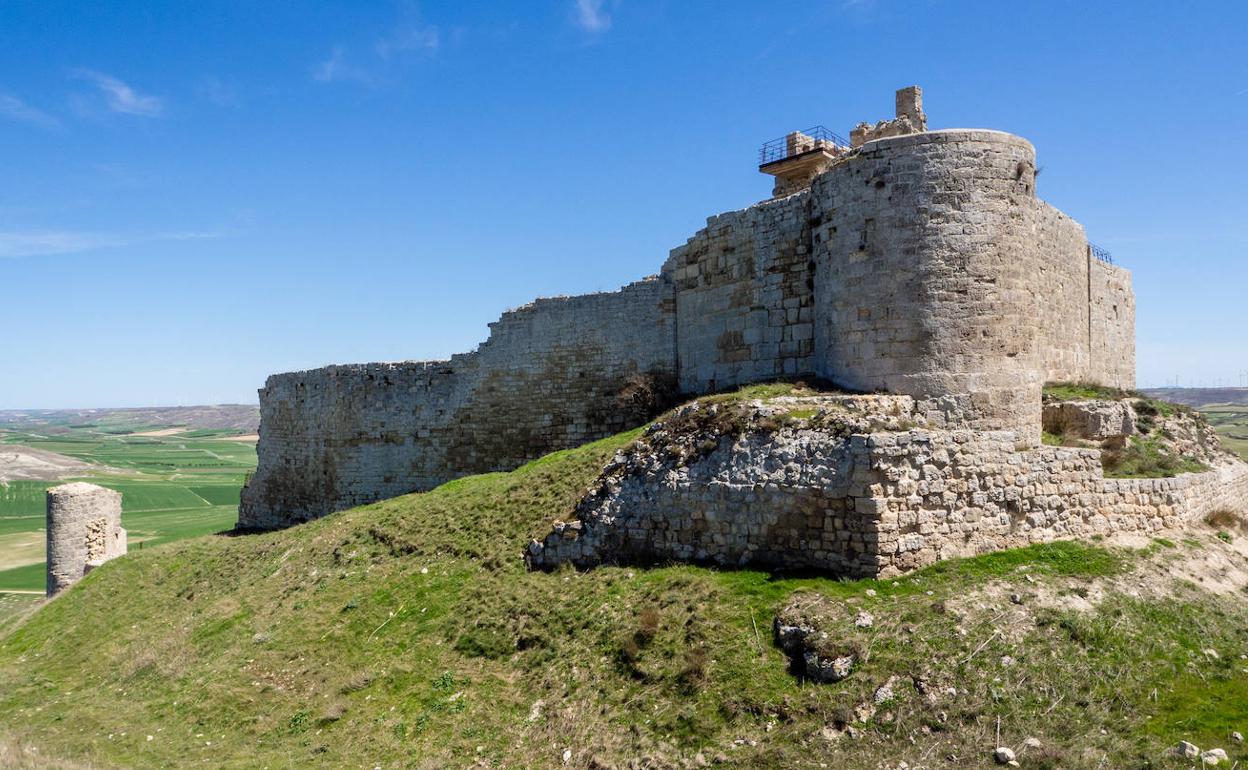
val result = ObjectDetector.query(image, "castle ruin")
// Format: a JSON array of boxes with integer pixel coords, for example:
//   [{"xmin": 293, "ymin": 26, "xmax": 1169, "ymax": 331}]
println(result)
[
  {"xmin": 239, "ymin": 87, "xmax": 1138, "ymax": 545},
  {"xmin": 46, "ymin": 482, "xmax": 126, "ymax": 597}
]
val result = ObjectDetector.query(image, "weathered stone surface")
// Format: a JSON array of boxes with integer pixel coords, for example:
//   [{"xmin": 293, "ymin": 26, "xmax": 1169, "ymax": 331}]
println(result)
[
  {"xmin": 46, "ymin": 482, "xmax": 126, "ymax": 597},
  {"xmin": 529, "ymin": 395, "xmax": 1248, "ymax": 578},
  {"xmin": 241, "ymin": 92, "xmax": 1139, "ymax": 531},
  {"xmin": 1043, "ymin": 399, "xmax": 1136, "ymax": 442}
]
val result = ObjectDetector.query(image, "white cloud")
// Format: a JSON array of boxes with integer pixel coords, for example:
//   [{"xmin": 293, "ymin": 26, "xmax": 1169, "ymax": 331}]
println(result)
[
  {"xmin": 0, "ymin": 230, "xmax": 219, "ymax": 259},
  {"xmin": 573, "ymin": 0, "xmax": 612, "ymax": 32},
  {"xmin": 0, "ymin": 94, "xmax": 61, "ymax": 129},
  {"xmin": 313, "ymin": 46, "xmax": 376, "ymax": 85},
  {"xmin": 375, "ymin": 24, "xmax": 440, "ymax": 59},
  {"xmin": 315, "ymin": 18, "xmax": 441, "ymax": 86},
  {"xmin": 73, "ymin": 70, "xmax": 162, "ymax": 117}
]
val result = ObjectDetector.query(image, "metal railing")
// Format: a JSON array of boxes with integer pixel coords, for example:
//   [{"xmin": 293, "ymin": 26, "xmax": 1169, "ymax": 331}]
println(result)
[
  {"xmin": 1089, "ymin": 242, "xmax": 1115, "ymax": 265},
  {"xmin": 759, "ymin": 126, "xmax": 850, "ymax": 166}
]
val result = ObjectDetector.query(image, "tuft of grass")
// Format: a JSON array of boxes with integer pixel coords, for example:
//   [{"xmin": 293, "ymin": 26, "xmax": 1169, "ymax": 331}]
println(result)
[
  {"xmin": 1102, "ymin": 437, "xmax": 1209, "ymax": 478},
  {"xmin": 1205, "ymin": 508, "xmax": 1247, "ymax": 533}
]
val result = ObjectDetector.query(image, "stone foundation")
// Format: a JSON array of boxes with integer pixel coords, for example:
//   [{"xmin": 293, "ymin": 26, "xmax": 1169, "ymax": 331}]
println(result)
[{"xmin": 528, "ymin": 397, "xmax": 1248, "ymax": 578}]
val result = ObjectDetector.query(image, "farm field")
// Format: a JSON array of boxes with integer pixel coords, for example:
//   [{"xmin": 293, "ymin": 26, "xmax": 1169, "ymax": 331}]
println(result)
[
  {"xmin": 0, "ymin": 418, "xmax": 255, "ymax": 593},
  {"xmin": 1201, "ymin": 403, "xmax": 1248, "ymax": 461}
]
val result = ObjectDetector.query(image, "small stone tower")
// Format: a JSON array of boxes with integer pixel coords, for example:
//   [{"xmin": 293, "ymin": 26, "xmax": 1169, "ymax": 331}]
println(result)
[{"xmin": 46, "ymin": 482, "xmax": 126, "ymax": 597}]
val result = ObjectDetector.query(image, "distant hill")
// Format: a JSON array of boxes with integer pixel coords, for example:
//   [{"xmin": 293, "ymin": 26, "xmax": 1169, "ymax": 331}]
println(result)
[
  {"xmin": 0, "ymin": 404, "xmax": 259, "ymax": 434},
  {"xmin": 1140, "ymin": 387, "xmax": 1248, "ymax": 408}
]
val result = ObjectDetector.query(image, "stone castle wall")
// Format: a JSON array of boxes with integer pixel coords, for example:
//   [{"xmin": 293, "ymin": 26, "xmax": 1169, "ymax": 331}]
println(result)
[
  {"xmin": 664, "ymin": 195, "xmax": 815, "ymax": 394},
  {"xmin": 242, "ymin": 129, "xmax": 1138, "ymax": 530},
  {"xmin": 239, "ymin": 278, "xmax": 676, "ymax": 529}
]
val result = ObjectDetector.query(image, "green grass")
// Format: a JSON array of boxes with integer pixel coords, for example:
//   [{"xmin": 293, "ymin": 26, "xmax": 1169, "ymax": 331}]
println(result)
[
  {"xmin": 1200, "ymin": 404, "xmax": 1248, "ymax": 461},
  {"xmin": 1, "ymin": 420, "xmax": 1245, "ymax": 769},
  {"xmin": 1102, "ymin": 437, "xmax": 1210, "ymax": 479},
  {"xmin": 1044, "ymin": 381, "xmax": 1138, "ymax": 401}
]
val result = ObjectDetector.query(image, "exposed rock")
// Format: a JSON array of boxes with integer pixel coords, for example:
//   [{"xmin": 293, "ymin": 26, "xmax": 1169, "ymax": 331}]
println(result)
[
  {"xmin": 1202, "ymin": 748, "xmax": 1228, "ymax": 765},
  {"xmin": 993, "ymin": 746, "xmax": 1016, "ymax": 765},
  {"xmin": 854, "ymin": 611, "xmax": 874, "ymax": 629},
  {"xmin": 1042, "ymin": 399, "xmax": 1135, "ymax": 444},
  {"xmin": 1174, "ymin": 741, "xmax": 1201, "ymax": 759},
  {"xmin": 873, "ymin": 676, "xmax": 899, "ymax": 705}
]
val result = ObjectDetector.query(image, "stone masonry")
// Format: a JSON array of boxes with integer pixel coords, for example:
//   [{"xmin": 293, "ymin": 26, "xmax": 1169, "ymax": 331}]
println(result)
[
  {"xmin": 529, "ymin": 396, "xmax": 1248, "ymax": 578},
  {"xmin": 46, "ymin": 482, "xmax": 126, "ymax": 597},
  {"xmin": 240, "ymin": 86, "xmax": 1137, "ymax": 531}
]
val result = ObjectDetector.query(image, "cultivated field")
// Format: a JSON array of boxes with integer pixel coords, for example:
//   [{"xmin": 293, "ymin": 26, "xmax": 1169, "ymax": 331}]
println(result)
[
  {"xmin": 1201, "ymin": 403, "xmax": 1248, "ymax": 461},
  {"xmin": 0, "ymin": 413, "xmax": 256, "ymax": 593}
]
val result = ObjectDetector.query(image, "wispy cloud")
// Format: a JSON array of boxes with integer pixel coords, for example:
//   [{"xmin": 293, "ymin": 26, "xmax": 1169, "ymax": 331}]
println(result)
[
  {"xmin": 573, "ymin": 0, "xmax": 612, "ymax": 33},
  {"xmin": 1237, "ymin": 87, "xmax": 1248, "ymax": 96},
  {"xmin": 315, "ymin": 12, "xmax": 442, "ymax": 86},
  {"xmin": 0, "ymin": 94, "xmax": 61, "ymax": 129},
  {"xmin": 0, "ymin": 230, "xmax": 220, "ymax": 259},
  {"xmin": 73, "ymin": 70, "xmax": 162, "ymax": 117},
  {"xmin": 375, "ymin": 24, "xmax": 440, "ymax": 59},
  {"xmin": 313, "ymin": 47, "xmax": 376, "ymax": 85}
]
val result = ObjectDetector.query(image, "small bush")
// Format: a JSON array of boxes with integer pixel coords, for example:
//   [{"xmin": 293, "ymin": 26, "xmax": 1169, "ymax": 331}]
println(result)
[{"xmin": 1205, "ymin": 508, "xmax": 1246, "ymax": 532}]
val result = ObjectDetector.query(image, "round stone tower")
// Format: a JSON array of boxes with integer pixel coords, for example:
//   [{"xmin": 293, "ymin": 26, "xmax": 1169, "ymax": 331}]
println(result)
[
  {"xmin": 46, "ymin": 482, "xmax": 126, "ymax": 597},
  {"xmin": 811, "ymin": 129, "xmax": 1044, "ymax": 443}
]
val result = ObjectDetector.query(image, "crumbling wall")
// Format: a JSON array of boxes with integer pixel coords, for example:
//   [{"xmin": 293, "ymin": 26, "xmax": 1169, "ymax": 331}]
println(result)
[
  {"xmin": 848, "ymin": 86, "xmax": 926, "ymax": 148},
  {"xmin": 527, "ymin": 396, "xmax": 921, "ymax": 576},
  {"xmin": 529, "ymin": 399, "xmax": 1248, "ymax": 579},
  {"xmin": 661, "ymin": 195, "xmax": 815, "ymax": 394},
  {"xmin": 46, "ymin": 482, "xmax": 126, "ymax": 597},
  {"xmin": 239, "ymin": 278, "xmax": 677, "ymax": 529},
  {"xmin": 861, "ymin": 430, "xmax": 1247, "ymax": 577}
]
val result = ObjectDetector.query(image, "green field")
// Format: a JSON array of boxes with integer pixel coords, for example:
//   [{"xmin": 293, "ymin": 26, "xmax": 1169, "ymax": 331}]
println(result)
[
  {"xmin": 1200, "ymin": 403, "xmax": 1248, "ymax": 460},
  {"xmin": 0, "ymin": 424, "xmax": 255, "ymax": 592}
]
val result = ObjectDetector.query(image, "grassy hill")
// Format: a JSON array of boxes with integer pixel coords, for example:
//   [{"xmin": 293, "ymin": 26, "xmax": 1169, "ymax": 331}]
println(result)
[{"xmin": 1, "ymin": 405, "xmax": 1247, "ymax": 768}]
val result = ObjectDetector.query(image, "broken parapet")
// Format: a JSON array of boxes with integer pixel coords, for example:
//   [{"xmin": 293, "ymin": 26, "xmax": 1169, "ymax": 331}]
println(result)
[
  {"xmin": 849, "ymin": 85, "xmax": 927, "ymax": 148},
  {"xmin": 46, "ymin": 482, "xmax": 126, "ymax": 597}
]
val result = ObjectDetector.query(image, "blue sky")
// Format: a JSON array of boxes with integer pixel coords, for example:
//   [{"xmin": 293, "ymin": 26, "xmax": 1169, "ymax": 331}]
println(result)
[{"xmin": 1, "ymin": 1, "xmax": 1245, "ymax": 408}]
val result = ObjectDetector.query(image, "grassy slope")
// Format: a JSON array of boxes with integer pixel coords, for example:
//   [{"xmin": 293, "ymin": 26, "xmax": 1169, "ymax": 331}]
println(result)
[{"xmin": 1, "ymin": 422, "xmax": 1247, "ymax": 768}]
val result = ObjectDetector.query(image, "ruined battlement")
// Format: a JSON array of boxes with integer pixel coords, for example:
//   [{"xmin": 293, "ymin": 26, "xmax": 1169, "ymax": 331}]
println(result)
[{"xmin": 239, "ymin": 87, "xmax": 1136, "ymax": 532}]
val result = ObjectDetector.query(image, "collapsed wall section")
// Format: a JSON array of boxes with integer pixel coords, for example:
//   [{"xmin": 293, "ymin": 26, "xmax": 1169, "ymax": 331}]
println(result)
[
  {"xmin": 529, "ymin": 401, "xmax": 1248, "ymax": 579},
  {"xmin": 239, "ymin": 278, "xmax": 677, "ymax": 529}
]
